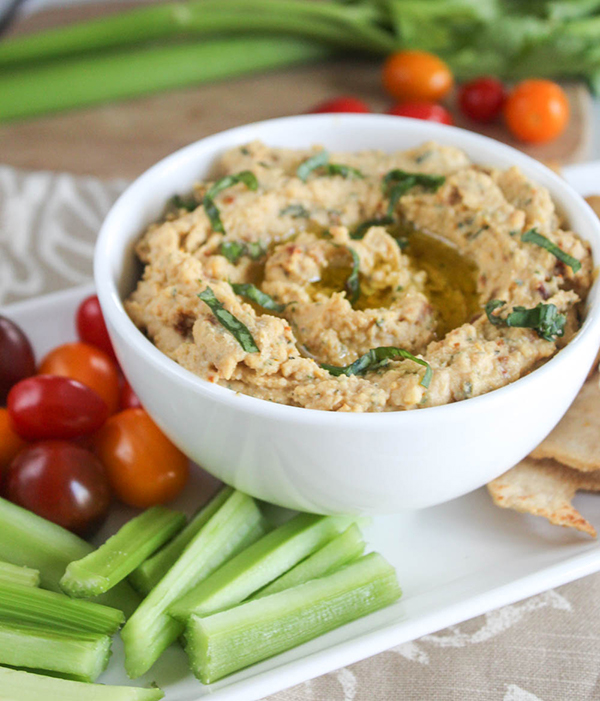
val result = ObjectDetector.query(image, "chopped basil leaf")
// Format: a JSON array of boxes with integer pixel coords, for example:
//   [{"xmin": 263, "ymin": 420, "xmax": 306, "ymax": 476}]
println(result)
[
  {"xmin": 383, "ymin": 170, "xmax": 445, "ymax": 216},
  {"xmin": 170, "ymin": 194, "xmax": 197, "ymax": 212},
  {"xmin": 485, "ymin": 299, "xmax": 566, "ymax": 342},
  {"xmin": 198, "ymin": 286, "xmax": 259, "ymax": 353},
  {"xmin": 351, "ymin": 216, "xmax": 395, "ymax": 240},
  {"xmin": 297, "ymin": 151, "xmax": 329, "ymax": 182},
  {"xmin": 203, "ymin": 171, "xmax": 259, "ymax": 233},
  {"xmin": 219, "ymin": 240, "xmax": 266, "ymax": 264},
  {"xmin": 345, "ymin": 247, "xmax": 361, "ymax": 305},
  {"xmin": 321, "ymin": 346, "xmax": 432, "ymax": 388},
  {"xmin": 521, "ymin": 228, "xmax": 582, "ymax": 273},
  {"xmin": 323, "ymin": 163, "xmax": 364, "ymax": 179},
  {"xmin": 230, "ymin": 283, "xmax": 287, "ymax": 313},
  {"xmin": 280, "ymin": 204, "xmax": 310, "ymax": 219},
  {"xmin": 246, "ymin": 242, "xmax": 265, "ymax": 260}
]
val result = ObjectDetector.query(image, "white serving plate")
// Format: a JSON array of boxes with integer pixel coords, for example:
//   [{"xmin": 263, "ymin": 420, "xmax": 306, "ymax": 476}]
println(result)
[{"xmin": 2, "ymin": 161, "xmax": 600, "ymax": 701}]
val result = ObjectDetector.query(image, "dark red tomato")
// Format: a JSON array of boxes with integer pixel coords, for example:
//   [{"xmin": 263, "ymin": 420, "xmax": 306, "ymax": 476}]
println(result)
[
  {"xmin": 458, "ymin": 77, "xmax": 505, "ymax": 123},
  {"xmin": 0, "ymin": 317, "xmax": 36, "ymax": 405},
  {"xmin": 120, "ymin": 379, "xmax": 142, "ymax": 410},
  {"xmin": 7, "ymin": 375, "xmax": 108, "ymax": 441},
  {"xmin": 76, "ymin": 295, "xmax": 116, "ymax": 361},
  {"xmin": 386, "ymin": 102, "xmax": 453, "ymax": 125},
  {"xmin": 308, "ymin": 96, "xmax": 370, "ymax": 114},
  {"xmin": 5, "ymin": 441, "xmax": 110, "ymax": 536}
]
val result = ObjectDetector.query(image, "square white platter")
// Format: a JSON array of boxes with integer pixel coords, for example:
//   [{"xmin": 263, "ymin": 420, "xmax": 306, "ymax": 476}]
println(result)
[{"xmin": 2, "ymin": 161, "xmax": 600, "ymax": 701}]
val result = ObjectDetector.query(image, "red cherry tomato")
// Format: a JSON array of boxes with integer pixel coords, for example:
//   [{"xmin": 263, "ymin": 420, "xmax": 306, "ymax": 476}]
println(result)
[
  {"xmin": 0, "ymin": 317, "xmax": 36, "ymax": 405},
  {"xmin": 120, "ymin": 379, "xmax": 142, "ymax": 410},
  {"xmin": 5, "ymin": 440, "xmax": 110, "ymax": 536},
  {"xmin": 382, "ymin": 51, "xmax": 453, "ymax": 103},
  {"xmin": 8, "ymin": 375, "xmax": 108, "ymax": 441},
  {"xmin": 93, "ymin": 408, "xmax": 188, "ymax": 508},
  {"xmin": 39, "ymin": 342, "xmax": 120, "ymax": 415},
  {"xmin": 308, "ymin": 96, "xmax": 370, "ymax": 114},
  {"xmin": 0, "ymin": 408, "xmax": 27, "ymax": 475},
  {"xmin": 458, "ymin": 77, "xmax": 506, "ymax": 123},
  {"xmin": 386, "ymin": 102, "xmax": 453, "ymax": 125},
  {"xmin": 76, "ymin": 295, "xmax": 116, "ymax": 361},
  {"xmin": 504, "ymin": 79, "xmax": 570, "ymax": 144}
]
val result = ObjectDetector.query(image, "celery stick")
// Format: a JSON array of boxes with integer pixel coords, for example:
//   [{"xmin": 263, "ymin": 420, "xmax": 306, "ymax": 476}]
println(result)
[
  {"xmin": 121, "ymin": 490, "xmax": 265, "ymax": 678},
  {"xmin": 252, "ymin": 523, "xmax": 365, "ymax": 599},
  {"xmin": 130, "ymin": 487, "xmax": 233, "ymax": 595},
  {"xmin": 0, "ymin": 667, "xmax": 164, "ymax": 701},
  {"xmin": 170, "ymin": 513, "xmax": 355, "ymax": 621},
  {"xmin": 0, "ymin": 560, "xmax": 39, "ymax": 588},
  {"xmin": 0, "ymin": 581, "xmax": 123, "ymax": 635},
  {"xmin": 0, "ymin": 497, "xmax": 139, "ymax": 616},
  {"xmin": 61, "ymin": 507, "xmax": 186, "ymax": 598},
  {"xmin": 0, "ymin": 622, "xmax": 111, "ymax": 682},
  {"xmin": 185, "ymin": 552, "xmax": 401, "ymax": 683}
]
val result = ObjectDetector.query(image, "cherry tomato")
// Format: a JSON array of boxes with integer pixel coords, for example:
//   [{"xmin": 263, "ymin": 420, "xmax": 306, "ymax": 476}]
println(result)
[
  {"xmin": 308, "ymin": 96, "xmax": 370, "ymax": 114},
  {"xmin": 504, "ymin": 80, "xmax": 569, "ymax": 144},
  {"xmin": 0, "ymin": 317, "xmax": 36, "ymax": 405},
  {"xmin": 76, "ymin": 295, "xmax": 116, "ymax": 361},
  {"xmin": 458, "ymin": 77, "xmax": 506, "ymax": 123},
  {"xmin": 8, "ymin": 375, "xmax": 108, "ymax": 441},
  {"xmin": 5, "ymin": 440, "xmax": 110, "ymax": 536},
  {"xmin": 39, "ymin": 342, "xmax": 120, "ymax": 415},
  {"xmin": 386, "ymin": 102, "xmax": 453, "ymax": 125},
  {"xmin": 382, "ymin": 50, "xmax": 453, "ymax": 103},
  {"xmin": 0, "ymin": 408, "xmax": 27, "ymax": 473},
  {"xmin": 93, "ymin": 408, "xmax": 188, "ymax": 508},
  {"xmin": 120, "ymin": 379, "xmax": 142, "ymax": 410}
]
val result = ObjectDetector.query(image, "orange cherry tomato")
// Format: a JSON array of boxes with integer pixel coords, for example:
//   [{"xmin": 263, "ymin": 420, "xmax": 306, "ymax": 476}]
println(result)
[
  {"xmin": 504, "ymin": 80, "xmax": 569, "ymax": 144},
  {"xmin": 38, "ymin": 342, "xmax": 120, "ymax": 415},
  {"xmin": 93, "ymin": 408, "xmax": 189, "ymax": 508},
  {"xmin": 382, "ymin": 50, "xmax": 453, "ymax": 103},
  {"xmin": 0, "ymin": 407, "xmax": 27, "ymax": 472}
]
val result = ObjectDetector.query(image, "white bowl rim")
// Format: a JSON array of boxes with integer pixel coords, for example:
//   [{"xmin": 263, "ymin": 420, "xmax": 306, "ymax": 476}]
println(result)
[{"xmin": 95, "ymin": 113, "xmax": 600, "ymax": 427}]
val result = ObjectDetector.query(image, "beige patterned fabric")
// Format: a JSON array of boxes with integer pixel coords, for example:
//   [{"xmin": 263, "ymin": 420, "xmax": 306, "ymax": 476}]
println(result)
[{"xmin": 2, "ymin": 164, "xmax": 599, "ymax": 701}]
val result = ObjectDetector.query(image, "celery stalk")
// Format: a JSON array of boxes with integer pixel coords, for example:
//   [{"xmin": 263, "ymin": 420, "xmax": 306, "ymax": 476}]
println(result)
[
  {"xmin": 0, "ymin": 497, "xmax": 139, "ymax": 616},
  {"xmin": 121, "ymin": 490, "xmax": 265, "ymax": 678},
  {"xmin": 185, "ymin": 552, "xmax": 402, "ymax": 683},
  {"xmin": 170, "ymin": 513, "xmax": 356, "ymax": 621},
  {"xmin": 61, "ymin": 507, "xmax": 186, "ymax": 598},
  {"xmin": 252, "ymin": 523, "xmax": 365, "ymax": 599},
  {"xmin": 0, "ymin": 560, "xmax": 39, "ymax": 588},
  {"xmin": 0, "ymin": 581, "xmax": 123, "ymax": 635},
  {"xmin": 0, "ymin": 666, "xmax": 164, "ymax": 700},
  {"xmin": 130, "ymin": 487, "xmax": 233, "ymax": 595},
  {"xmin": 0, "ymin": 622, "xmax": 111, "ymax": 682}
]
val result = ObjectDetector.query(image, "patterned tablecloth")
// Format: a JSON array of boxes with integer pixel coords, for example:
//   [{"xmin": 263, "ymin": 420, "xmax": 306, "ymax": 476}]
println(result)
[{"xmin": 2, "ymin": 163, "xmax": 600, "ymax": 701}]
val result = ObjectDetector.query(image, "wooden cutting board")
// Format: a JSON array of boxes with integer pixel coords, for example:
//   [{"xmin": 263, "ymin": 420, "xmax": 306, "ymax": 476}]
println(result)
[{"xmin": 0, "ymin": 2, "xmax": 593, "ymax": 179}]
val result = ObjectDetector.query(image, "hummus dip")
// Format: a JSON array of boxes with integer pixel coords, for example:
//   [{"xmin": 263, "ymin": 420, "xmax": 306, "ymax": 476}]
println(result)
[{"xmin": 126, "ymin": 141, "xmax": 593, "ymax": 412}]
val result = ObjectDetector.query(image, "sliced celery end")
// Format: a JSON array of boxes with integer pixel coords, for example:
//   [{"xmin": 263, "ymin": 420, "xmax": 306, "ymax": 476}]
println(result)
[
  {"xmin": 185, "ymin": 552, "xmax": 402, "ymax": 684},
  {"xmin": 61, "ymin": 507, "xmax": 186, "ymax": 598},
  {"xmin": 0, "ymin": 666, "xmax": 165, "ymax": 700},
  {"xmin": 0, "ymin": 561, "xmax": 40, "ymax": 588}
]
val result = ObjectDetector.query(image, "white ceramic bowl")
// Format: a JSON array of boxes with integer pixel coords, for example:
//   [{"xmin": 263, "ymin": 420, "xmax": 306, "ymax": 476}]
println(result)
[{"xmin": 95, "ymin": 114, "xmax": 600, "ymax": 514}]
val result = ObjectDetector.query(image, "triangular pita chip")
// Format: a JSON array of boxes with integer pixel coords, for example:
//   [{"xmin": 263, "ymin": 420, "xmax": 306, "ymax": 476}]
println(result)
[{"xmin": 487, "ymin": 457, "xmax": 600, "ymax": 537}]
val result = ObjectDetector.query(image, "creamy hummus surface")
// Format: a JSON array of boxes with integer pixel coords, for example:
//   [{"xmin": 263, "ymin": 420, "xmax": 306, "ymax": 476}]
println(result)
[{"xmin": 126, "ymin": 141, "xmax": 593, "ymax": 412}]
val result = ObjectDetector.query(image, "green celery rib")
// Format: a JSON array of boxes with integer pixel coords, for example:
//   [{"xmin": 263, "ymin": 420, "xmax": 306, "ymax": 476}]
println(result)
[
  {"xmin": 0, "ymin": 497, "xmax": 139, "ymax": 616},
  {"xmin": 0, "ymin": 560, "xmax": 39, "ymax": 588},
  {"xmin": 130, "ymin": 487, "xmax": 233, "ymax": 595},
  {"xmin": 0, "ymin": 36, "xmax": 332, "ymax": 123},
  {"xmin": 251, "ymin": 523, "xmax": 365, "ymax": 599},
  {"xmin": 170, "ymin": 513, "xmax": 356, "ymax": 621},
  {"xmin": 185, "ymin": 552, "xmax": 402, "ymax": 683},
  {"xmin": 121, "ymin": 490, "xmax": 265, "ymax": 678},
  {"xmin": 0, "ymin": 581, "xmax": 124, "ymax": 635},
  {"xmin": 0, "ymin": 622, "xmax": 111, "ymax": 682},
  {"xmin": 0, "ymin": 666, "xmax": 165, "ymax": 700},
  {"xmin": 61, "ymin": 507, "xmax": 186, "ymax": 598}
]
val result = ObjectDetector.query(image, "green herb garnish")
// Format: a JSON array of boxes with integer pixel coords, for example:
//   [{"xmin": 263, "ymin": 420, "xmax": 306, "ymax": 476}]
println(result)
[
  {"xmin": 170, "ymin": 194, "xmax": 197, "ymax": 212},
  {"xmin": 203, "ymin": 171, "xmax": 259, "ymax": 233},
  {"xmin": 345, "ymin": 247, "xmax": 361, "ymax": 305},
  {"xmin": 485, "ymin": 299, "xmax": 566, "ymax": 342},
  {"xmin": 323, "ymin": 163, "xmax": 364, "ymax": 179},
  {"xmin": 297, "ymin": 151, "xmax": 329, "ymax": 182},
  {"xmin": 219, "ymin": 241, "xmax": 265, "ymax": 264},
  {"xmin": 280, "ymin": 204, "xmax": 310, "ymax": 218},
  {"xmin": 350, "ymin": 216, "xmax": 395, "ymax": 240},
  {"xmin": 231, "ymin": 283, "xmax": 287, "ymax": 313},
  {"xmin": 521, "ymin": 228, "xmax": 581, "ymax": 273},
  {"xmin": 383, "ymin": 170, "xmax": 445, "ymax": 216},
  {"xmin": 321, "ymin": 346, "xmax": 432, "ymax": 388},
  {"xmin": 198, "ymin": 286, "xmax": 259, "ymax": 352}
]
